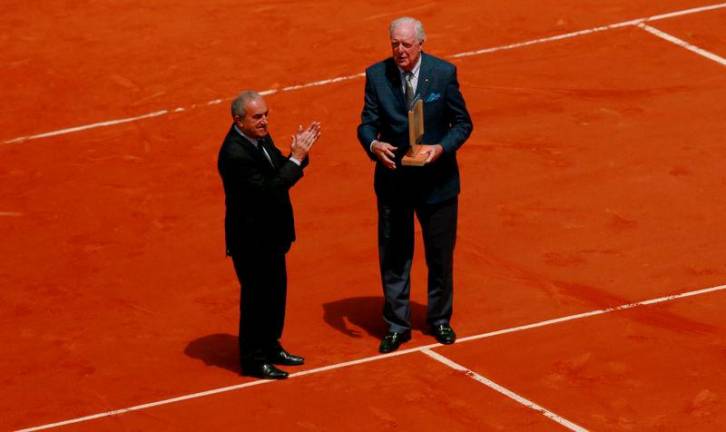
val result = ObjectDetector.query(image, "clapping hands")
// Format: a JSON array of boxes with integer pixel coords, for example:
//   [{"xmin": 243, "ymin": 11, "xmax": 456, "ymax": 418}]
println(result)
[{"xmin": 290, "ymin": 121, "xmax": 321, "ymax": 160}]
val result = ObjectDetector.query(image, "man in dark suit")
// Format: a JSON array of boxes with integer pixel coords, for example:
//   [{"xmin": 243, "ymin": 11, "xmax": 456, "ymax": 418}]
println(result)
[
  {"xmin": 218, "ymin": 90, "xmax": 320, "ymax": 379},
  {"xmin": 357, "ymin": 17, "xmax": 473, "ymax": 353}
]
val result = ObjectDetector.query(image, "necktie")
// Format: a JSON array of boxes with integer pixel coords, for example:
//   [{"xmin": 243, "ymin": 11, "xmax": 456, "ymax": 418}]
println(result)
[
  {"xmin": 403, "ymin": 72, "xmax": 415, "ymax": 109},
  {"xmin": 256, "ymin": 139, "xmax": 275, "ymax": 168}
]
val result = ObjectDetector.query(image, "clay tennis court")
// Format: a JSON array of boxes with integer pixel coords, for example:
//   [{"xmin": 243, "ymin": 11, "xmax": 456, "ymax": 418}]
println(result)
[{"xmin": 2, "ymin": 1, "xmax": 725, "ymax": 430}]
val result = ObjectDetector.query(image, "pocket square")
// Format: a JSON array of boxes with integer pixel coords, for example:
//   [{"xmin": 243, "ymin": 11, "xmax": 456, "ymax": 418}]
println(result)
[{"xmin": 425, "ymin": 92, "xmax": 441, "ymax": 103}]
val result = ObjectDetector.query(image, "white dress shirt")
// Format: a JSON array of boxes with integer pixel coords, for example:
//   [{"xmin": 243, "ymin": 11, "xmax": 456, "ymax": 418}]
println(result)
[{"xmin": 398, "ymin": 55, "xmax": 422, "ymax": 96}]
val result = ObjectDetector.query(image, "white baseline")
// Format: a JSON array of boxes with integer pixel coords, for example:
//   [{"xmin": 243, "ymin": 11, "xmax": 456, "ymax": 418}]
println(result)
[
  {"xmin": 16, "ymin": 283, "xmax": 726, "ymax": 432},
  {"xmin": 3, "ymin": 2, "xmax": 725, "ymax": 145}
]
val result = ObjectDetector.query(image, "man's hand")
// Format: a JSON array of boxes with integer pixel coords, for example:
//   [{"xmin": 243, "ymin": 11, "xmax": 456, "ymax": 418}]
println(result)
[
  {"xmin": 290, "ymin": 121, "xmax": 321, "ymax": 160},
  {"xmin": 372, "ymin": 140, "xmax": 398, "ymax": 170},
  {"xmin": 419, "ymin": 144, "xmax": 444, "ymax": 164}
]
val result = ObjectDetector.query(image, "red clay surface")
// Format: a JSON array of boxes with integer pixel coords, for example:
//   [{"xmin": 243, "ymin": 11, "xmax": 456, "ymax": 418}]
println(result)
[
  {"xmin": 439, "ymin": 292, "xmax": 726, "ymax": 430},
  {"xmin": 648, "ymin": 8, "xmax": 726, "ymax": 57},
  {"xmin": 65, "ymin": 354, "xmax": 561, "ymax": 431},
  {"xmin": 1, "ymin": 1, "xmax": 725, "ymax": 431}
]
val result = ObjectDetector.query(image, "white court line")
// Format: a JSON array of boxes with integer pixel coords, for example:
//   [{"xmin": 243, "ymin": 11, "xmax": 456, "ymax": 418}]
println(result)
[
  {"xmin": 1, "ymin": 74, "xmax": 364, "ymax": 145},
  {"xmin": 638, "ymin": 23, "xmax": 726, "ymax": 66},
  {"xmin": 451, "ymin": 2, "xmax": 726, "ymax": 58},
  {"xmin": 2, "ymin": 2, "xmax": 725, "ymax": 146},
  {"xmin": 16, "ymin": 283, "xmax": 726, "ymax": 432},
  {"xmin": 3, "ymin": 110, "xmax": 169, "ymax": 144},
  {"xmin": 449, "ymin": 18, "xmax": 643, "ymax": 58},
  {"xmin": 421, "ymin": 349, "xmax": 588, "ymax": 431},
  {"xmin": 456, "ymin": 284, "xmax": 726, "ymax": 344},
  {"xmin": 647, "ymin": 2, "xmax": 726, "ymax": 20}
]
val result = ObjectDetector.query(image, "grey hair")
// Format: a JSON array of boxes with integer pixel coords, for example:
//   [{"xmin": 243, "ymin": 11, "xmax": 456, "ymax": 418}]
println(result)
[
  {"xmin": 231, "ymin": 90, "xmax": 262, "ymax": 118},
  {"xmin": 389, "ymin": 17, "xmax": 426, "ymax": 42}
]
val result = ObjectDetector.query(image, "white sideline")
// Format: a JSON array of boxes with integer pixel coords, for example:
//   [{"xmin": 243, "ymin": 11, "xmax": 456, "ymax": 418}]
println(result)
[
  {"xmin": 638, "ymin": 23, "xmax": 726, "ymax": 66},
  {"xmin": 421, "ymin": 349, "xmax": 588, "ymax": 431},
  {"xmin": 15, "ymin": 283, "xmax": 726, "ymax": 432},
  {"xmin": 2, "ymin": 2, "xmax": 725, "ymax": 145}
]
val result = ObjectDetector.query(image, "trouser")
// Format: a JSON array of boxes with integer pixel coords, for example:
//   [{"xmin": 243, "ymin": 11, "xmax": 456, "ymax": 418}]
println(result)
[
  {"xmin": 232, "ymin": 251, "xmax": 287, "ymax": 365},
  {"xmin": 377, "ymin": 197, "xmax": 457, "ymax": 333}
]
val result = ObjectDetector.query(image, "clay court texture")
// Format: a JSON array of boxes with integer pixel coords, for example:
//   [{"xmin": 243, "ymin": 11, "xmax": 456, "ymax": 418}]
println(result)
[{"xmin": 1, "ymin": 1, "xmax": 725, "ymax": 431}]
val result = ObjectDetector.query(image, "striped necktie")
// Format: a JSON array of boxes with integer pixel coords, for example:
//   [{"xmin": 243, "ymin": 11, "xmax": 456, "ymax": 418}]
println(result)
[{"xmin": 403, "ymin": 71, "xmax": 415, "ymax": 109}]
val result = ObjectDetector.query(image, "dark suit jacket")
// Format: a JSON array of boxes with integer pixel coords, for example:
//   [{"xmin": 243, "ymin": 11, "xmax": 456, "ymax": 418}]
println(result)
[
  {"xmin": 357, "ymin": 52, "xmax": 473, "ymax": 205},
  {"xmin": 217, "ymin": 125, "xmax": 307, "ymax": 256}
]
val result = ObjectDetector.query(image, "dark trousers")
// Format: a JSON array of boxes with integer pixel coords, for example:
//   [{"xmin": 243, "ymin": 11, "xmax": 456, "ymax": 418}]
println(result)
[
  {"xmin": 377, "ymin": 197, "xmax": 457, "ymax": 333},
  {"xmin": 232, "ymin": 251, "xmax": 287, "ymax": 365}
]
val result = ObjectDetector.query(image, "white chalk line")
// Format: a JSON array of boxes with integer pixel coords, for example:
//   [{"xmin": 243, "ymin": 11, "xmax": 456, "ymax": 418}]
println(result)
[
  {"xmin": 450, "ymin": 2, "xmax": 726, "ymax": 58},
  {"xmin": 421, "ymin": 349, "xmax": 588, "ymax": 431},
  {"xmin": 3, "ymin": 110, "xmax": 169, "ymax": 144},
  {"xmin": 3, "ymin": 2, "xmax": 725, "ymax": 146},
  {"xmin": 1, "ymin": 73, "xmax": 364, "ymax": 145},
  {"xmin": 456, "ymin": 283, "xmax": 726, "ymax": 344},
  {"xmin": 15, "ymin": 282, "xmax": 726, "ymax": 432},
  {"xmin": 449, "ymin": 18, "xmax": 642, "ymax": 58},
  {"xmin": 637, "ymin": 23, "xmax": 726, "ymax": 66}
]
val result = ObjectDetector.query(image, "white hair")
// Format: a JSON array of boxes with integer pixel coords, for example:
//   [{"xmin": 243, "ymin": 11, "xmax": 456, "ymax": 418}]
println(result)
[{"xmin": 389, "ymin": 17, "xmax": 426, "ymax": 42}]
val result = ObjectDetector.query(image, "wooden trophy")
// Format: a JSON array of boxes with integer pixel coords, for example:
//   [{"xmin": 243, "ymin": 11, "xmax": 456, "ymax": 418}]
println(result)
[{"xmin": 401, "ymin": 98, "xmax": 427, "ymax": 166}]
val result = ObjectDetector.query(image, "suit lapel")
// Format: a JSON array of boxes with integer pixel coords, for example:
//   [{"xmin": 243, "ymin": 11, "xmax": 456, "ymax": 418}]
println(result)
[
  {"xmin": 417, "ymin": 53, "xmax": 433, "ymax": 103},
  {"xmin": 384, "ymin": 59, "xmax": 407, "ymax": 111},
  {"xmin": 385, "ymin": 55, "xmax": 433, "ymax": 111},
  {"xmin": 233, "ymin": 130, "xmax": 257, "ymax": 157},
  {"xmin": 235, "ymin": 130, "xmax": 274, "ymax": 170},
  {"xmin": 258, "ymin": 136, "xmax": 277, "ymax": 169}
]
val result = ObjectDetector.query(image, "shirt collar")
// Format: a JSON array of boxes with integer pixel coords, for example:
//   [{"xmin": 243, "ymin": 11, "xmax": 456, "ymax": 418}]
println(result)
[
  {"xmin": 233, "ymin": 125, "xmax": 262, "ymax": 146},
  {"xmin": 398, "ymin": 54, "xmax": 422, "ymax": 78}
]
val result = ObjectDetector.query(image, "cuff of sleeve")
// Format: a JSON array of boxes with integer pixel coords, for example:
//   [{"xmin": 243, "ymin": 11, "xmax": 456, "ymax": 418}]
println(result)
[
  {"xmin": 369, "ymin": 140, "xmax": 377, "ymax": 153},
  {"xmin": 289, "ymin": 157, "xmax": 302, "ymax": 166}
]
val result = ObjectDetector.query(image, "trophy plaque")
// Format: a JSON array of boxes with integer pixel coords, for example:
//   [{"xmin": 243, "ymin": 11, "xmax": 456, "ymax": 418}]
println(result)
[{"xmin": 401, "ymin": 98, "xmax": 427, "ymax": 166}]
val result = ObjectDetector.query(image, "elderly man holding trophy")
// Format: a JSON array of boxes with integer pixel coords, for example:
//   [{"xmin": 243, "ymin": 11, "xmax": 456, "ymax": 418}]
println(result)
[{"xmin": 357, "ymin": 17, "xmax": 473, "ymax": 353}]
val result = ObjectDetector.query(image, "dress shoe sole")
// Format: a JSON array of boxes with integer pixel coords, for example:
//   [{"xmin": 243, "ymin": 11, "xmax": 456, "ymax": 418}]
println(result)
[
  {"xmin": 242, "ymin": 371, "xmax": 288, "ymax": 380},
  {"xmin": 272, "ymin": 359, "xmax": 304, "ymax": 366}
]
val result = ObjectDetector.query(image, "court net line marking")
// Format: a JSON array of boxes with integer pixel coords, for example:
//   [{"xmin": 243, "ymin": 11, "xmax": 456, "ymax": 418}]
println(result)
[
  {"xmin": 637, "ymin": 23, "xmax": 726, "ymax": 66},
  {"xmin": 421, "ymin": 349, "xmax": 588, "ymax": 431},
  {"xmin": 16, "ymin": 283, "xmax": 726, "ymax": 432},
  {"xmin": 3, "ymin": 2, "xmax": 725, "ymax": 146}
]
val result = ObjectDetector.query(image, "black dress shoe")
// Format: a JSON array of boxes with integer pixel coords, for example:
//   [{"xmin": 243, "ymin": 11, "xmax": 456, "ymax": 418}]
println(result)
[
  {"xmin": 268, "ymin": 349, "xmax": 304, "ymax": 366},
  {"xmin": 379, "ymin": 330, "xmax": 411, "ymax": 353},
  {"xmin": 241, "ymin": 363, "xmax": 289, "ymax": 380},
  {"xmin": 432, "ymin": 324, "xmax": 456, "ymax": 345}
]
